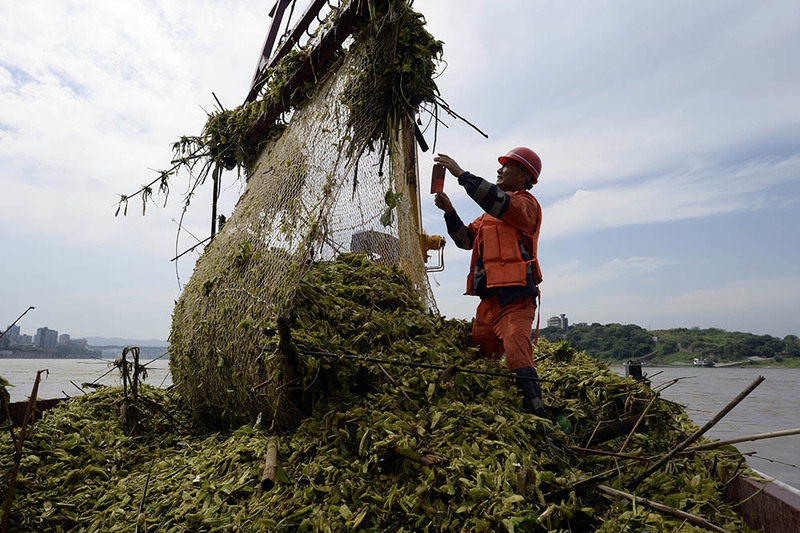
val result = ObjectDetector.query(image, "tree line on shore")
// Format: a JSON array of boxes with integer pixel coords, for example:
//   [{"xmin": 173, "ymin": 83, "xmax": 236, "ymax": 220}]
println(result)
[
  {"xmin": 539, "ymin": 323, "xmax": 800, "ymax": 364},
  {"xmin": 0, "ymin": 344, "xmax": 102, "ymax": 358}
]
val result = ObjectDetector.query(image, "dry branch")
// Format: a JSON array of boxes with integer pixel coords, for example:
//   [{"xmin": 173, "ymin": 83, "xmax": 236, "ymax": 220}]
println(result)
[
  {"xmin": 628, "ymin": 375, "xmax": 765, "ymax": 490},
  {"xmin": 261, "ymin": 442, "xmax": 279, "ymax": 491},
  {"xmin": 685, "ymin": 428, "xmax": 800, "ymax": 453},
  {"xmin": 595, "ymin": 484, "xmax": 732, "ymax": 533}
]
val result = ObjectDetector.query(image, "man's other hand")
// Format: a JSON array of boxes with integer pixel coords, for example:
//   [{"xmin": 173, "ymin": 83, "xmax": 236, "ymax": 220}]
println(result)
[{"xmin": 434, "ymin": 192, "xmax": 454, "ymax": 214}]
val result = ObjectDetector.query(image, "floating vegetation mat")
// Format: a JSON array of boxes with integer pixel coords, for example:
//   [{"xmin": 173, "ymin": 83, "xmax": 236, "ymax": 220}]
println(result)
[{"xmin": 2, "ymin": 257, "xmax": 759, "ymax": 532}]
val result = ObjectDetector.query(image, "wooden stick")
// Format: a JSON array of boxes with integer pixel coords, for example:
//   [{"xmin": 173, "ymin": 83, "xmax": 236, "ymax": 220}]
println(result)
[
  {"xmin": 375, "ymin": 364, "xmax": 420, "ymax": 412},
  {"xmin": 685, "ymin": 428, "xmax": 800, "ymax": 452},
  {"xmin": 277, "ymin": 317, "xmax": 299, "ymax": 377},
  {"xmin": 261, "ymin": 442, "xmax": 278, "ymax": 491},
  {"xmin": 595, "ymin": 484, "xmax": 732, "ymax": 533},
  {"xmin": 619, "ymin": 392, "xmax": 660, "ymax": 453},
  {"xmin": 628, "ymin": 375, "xmax": 765, "ymax": 490}
]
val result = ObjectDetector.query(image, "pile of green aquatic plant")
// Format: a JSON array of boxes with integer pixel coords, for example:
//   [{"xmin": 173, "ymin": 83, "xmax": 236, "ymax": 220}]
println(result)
[
  {"xmin": 169, "ymin": 253, "xmax": 471, "ymax": 430},
  {"xmin": 2, "ymin": 257, "xmax": 759, "ymax": 533}
]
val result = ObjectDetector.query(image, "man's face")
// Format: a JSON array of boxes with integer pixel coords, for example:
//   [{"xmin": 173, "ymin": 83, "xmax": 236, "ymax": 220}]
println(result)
[{"xmin": 496, "ymin": 160, "xmax": 531, "ymax": 191}]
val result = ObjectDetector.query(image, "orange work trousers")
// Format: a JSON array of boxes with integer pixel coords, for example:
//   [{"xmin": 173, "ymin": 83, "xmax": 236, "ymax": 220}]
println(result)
[{"xmin": 471, "ymin": 295, "xmax": 536, "ymax": 371}]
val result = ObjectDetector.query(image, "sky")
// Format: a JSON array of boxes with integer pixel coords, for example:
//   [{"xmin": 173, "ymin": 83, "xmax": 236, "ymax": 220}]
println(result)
[{"xmin": 1, "ymin": 0, "xmax": 799, "ymax": 342}]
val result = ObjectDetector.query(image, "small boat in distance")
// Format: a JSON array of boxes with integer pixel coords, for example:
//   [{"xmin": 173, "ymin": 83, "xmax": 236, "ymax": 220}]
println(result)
[{"xmin": 693, "ymin": 357, "xmax": 715, "ymax": 367}]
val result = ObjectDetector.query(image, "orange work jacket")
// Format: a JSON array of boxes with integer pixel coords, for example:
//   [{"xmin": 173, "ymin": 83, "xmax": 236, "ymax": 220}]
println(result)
[{"xmin": 465, "ymin": 190, "xmax": 542, "ymax": 295}]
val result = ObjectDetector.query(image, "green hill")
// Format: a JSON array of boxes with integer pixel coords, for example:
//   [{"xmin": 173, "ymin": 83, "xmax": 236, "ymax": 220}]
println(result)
[{"xmin": 539, "ymin": 323, "xmax": 800, "ymax": 366}]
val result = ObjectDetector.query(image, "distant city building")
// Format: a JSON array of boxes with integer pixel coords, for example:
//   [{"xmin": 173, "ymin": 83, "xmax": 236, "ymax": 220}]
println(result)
[
  {"xmin": 547, "ymin": 314, "xmax": 569, "ymax": 331},
  {"xmin": 67, "ymin": 337, "xmax": 89, "ymax": 350},
  {"xmin": 34, "ymin": 327, "xmax": 59, "ymax": 349},
  {"xmin": 1, "ymin": 324, "xmax": 21, "ymax": 348},
  {"xmin": 3, "ymin": 326, "xmax": 90, "ymax": 351}
]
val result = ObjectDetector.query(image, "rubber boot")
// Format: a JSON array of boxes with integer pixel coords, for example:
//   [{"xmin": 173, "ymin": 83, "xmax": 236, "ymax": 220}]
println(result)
[{"xmin": 514, "ymin": 366, "xmax": 545, "ymax": 417}]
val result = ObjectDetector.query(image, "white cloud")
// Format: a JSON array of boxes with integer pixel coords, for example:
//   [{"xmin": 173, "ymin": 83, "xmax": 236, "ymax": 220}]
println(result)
[
  {"xmin": 543, "ymin": 155, "xmax": 800, "ymax": 240},
  {"xmin": 0, "ymin": 1, "xmax": 260, "ymax": 253},
  {"xmin": 546, "ymin": 257, "xmax": 674, "ymax": 295}
]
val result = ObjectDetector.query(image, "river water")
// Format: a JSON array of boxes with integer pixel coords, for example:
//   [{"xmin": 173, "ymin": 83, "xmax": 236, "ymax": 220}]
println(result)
[
  {"xmin": 2, "ymin": 358, "xmax": 799, "ymax": 489},
  {"xmin": 610, "ymin": 364, "xmax": 800, "ymax": 490},
  {"xmin": 1, "ymin": 357, "xmax": 173, "ymax": 404}
]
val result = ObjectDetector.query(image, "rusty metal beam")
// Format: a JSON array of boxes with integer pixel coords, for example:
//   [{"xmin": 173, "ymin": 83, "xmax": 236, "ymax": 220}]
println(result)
[
  {"xmin": 245, "ymin": 0, "xmax": 331, "ymax": 105},
  {"xmin": 245, "ymin": 0, "xmax": 371, "ymax": 145},
  {"xmin": 245, "ymin": 0, "xmax": 294, "ymax": 104}
]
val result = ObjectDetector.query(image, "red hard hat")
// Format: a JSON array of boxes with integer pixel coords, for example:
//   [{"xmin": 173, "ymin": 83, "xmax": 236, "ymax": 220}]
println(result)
[{"xmin": 498, "ymin": 147, "xmax": 541, "ymax": 182}]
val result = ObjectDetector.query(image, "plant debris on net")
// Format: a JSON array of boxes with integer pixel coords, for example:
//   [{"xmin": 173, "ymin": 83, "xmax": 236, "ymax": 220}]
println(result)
[
  {"xmin": 169, "ymin": 0, "xmax": 444, "ymax": 430},
  {"xmin": 2, "ymin": 256, "xmax": 760, "ymax": 533}
]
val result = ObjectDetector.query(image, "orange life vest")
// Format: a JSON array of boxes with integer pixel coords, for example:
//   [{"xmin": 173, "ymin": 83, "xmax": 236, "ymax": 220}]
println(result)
[{"xmin": 465, "ymin": 191, "xmax": 542, "ymax": 295}]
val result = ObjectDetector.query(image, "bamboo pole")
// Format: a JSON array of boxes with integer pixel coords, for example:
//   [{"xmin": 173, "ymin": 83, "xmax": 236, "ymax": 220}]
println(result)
[
  {"xmin": 685, "ymin": 428, "xmax": 800, "ymax": 452},
  {"xmin": 595, "ymin": 484, "xmax": 732, "ymax": 533},
  {"xmin": 261, "ymin": 442, "xmax": 278, "ymax": 491},
  {"xmin": 628, "ymin": 375, "xmax": 765, "ymax": 490}
]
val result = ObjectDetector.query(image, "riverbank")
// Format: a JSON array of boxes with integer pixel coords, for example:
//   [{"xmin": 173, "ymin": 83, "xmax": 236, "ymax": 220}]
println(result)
[
  {"xmin": 608, "ymin": 353, "xmax": 800, "ymax": 369},
  {"xmin": 642, "ymin": 358, "xmax": 800, "ymax": 369}
]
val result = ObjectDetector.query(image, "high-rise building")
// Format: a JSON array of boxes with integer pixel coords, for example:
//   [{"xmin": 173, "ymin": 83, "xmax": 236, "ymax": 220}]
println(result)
[
  {"xmin": 0, "ymin": 324, "xmax": 20, "ymax": 348},
  {"xmin": 547, "ymin": 314, "xmax": 569, "ymax": 331},
  {"xmin": 34, "ymin": 327, "xmax": 59, "ymax": 349}
]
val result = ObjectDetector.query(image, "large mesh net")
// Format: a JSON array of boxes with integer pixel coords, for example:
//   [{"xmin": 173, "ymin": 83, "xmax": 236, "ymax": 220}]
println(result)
[{"xmin": 169, "ymin": 1, "xmax": 440, "ymax": 428}]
